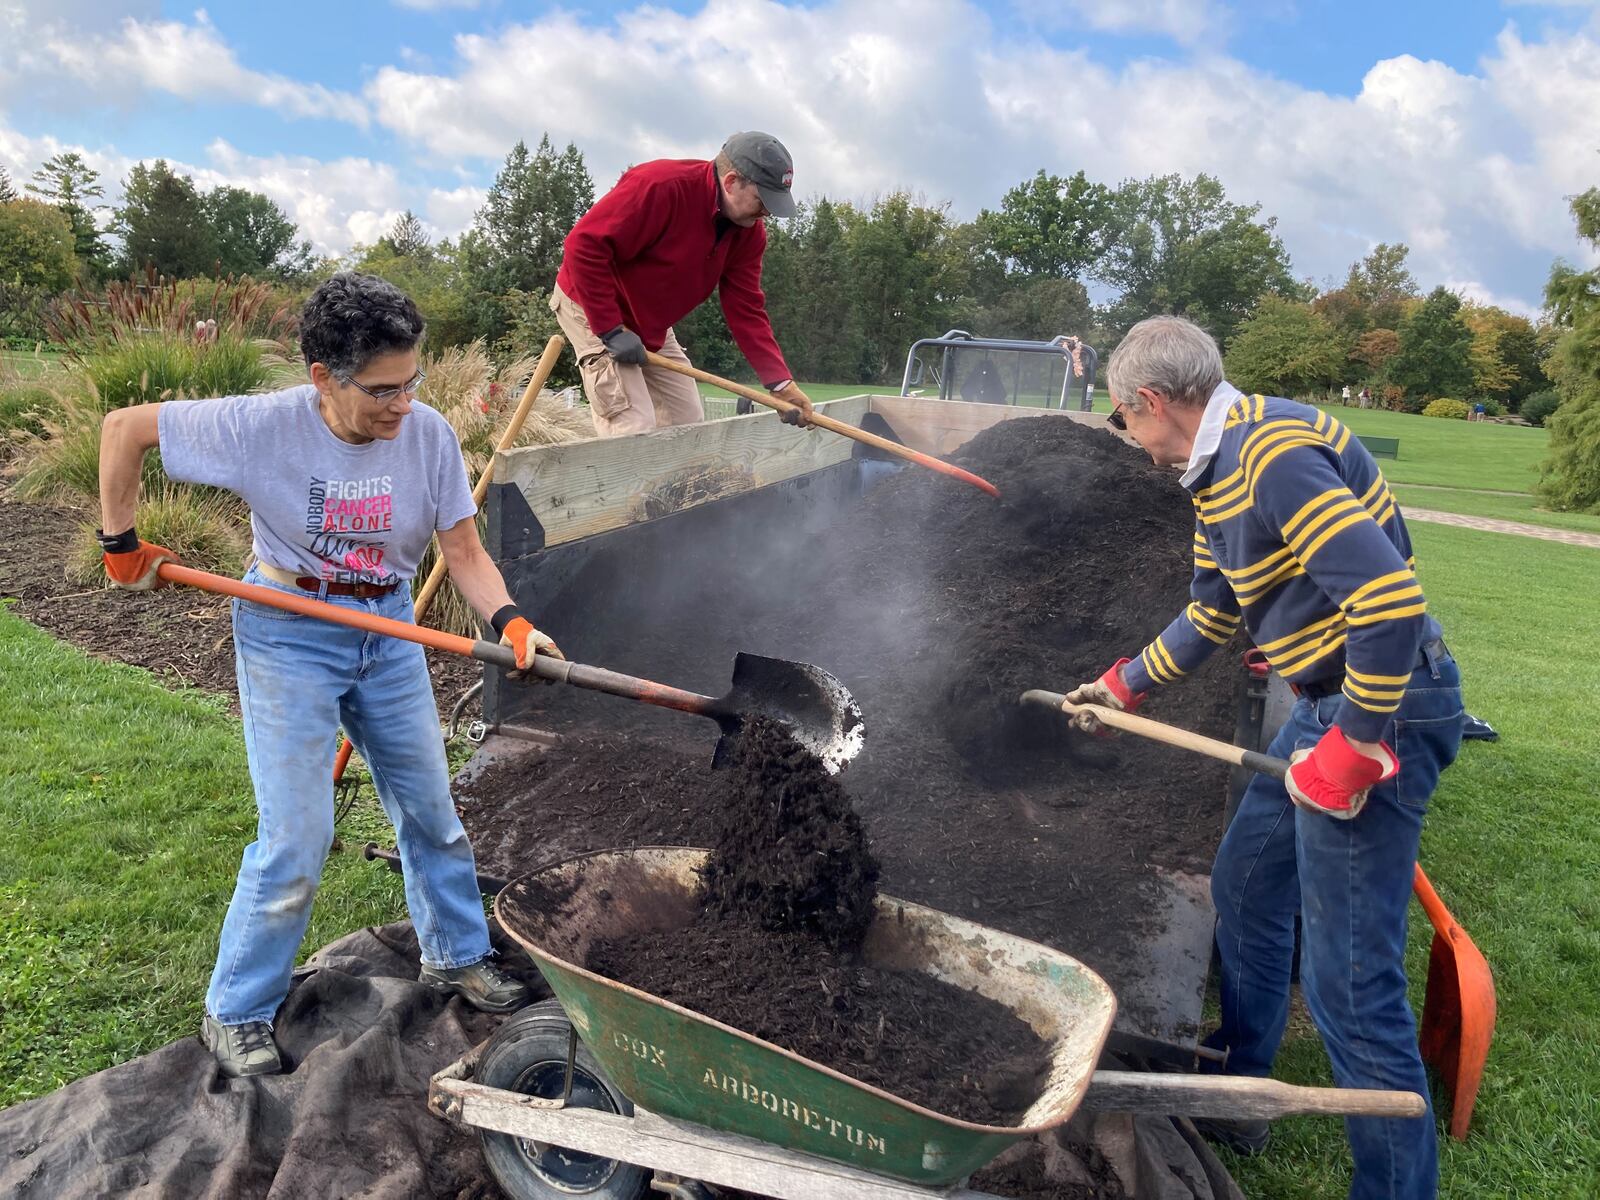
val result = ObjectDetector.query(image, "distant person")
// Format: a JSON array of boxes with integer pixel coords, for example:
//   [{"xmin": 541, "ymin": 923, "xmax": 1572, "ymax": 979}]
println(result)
[
  {"xmin": 1341, "ymin": 384, "xmax": 1351, "ymax": 406},
  {"xmin": 1359, "ymin": 386, "xmax": 1373, "ymax": 409},
  {"xmin": 551, "ymin": 132, "xmax": 814, "ymax": 437},
  {"xmin": 1064, "ymin": 316, "xmax": 1461, "ymax": 1200},
  {"xmin": 1472, "ymin": 402, "xmax": 1486, "ymax": 422}
]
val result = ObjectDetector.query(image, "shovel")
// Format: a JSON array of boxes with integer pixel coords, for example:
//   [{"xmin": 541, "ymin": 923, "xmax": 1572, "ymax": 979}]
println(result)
[
  {"xmin": 1021, "ymin": 689, "xmax": 1494, "ymax": 1140},
  {"xmin": 645, "ymin": 352, "xmax": 1003, "ymax": 499},
  {"xmin": 158, "ymin": 564, "xmax": 866, "ymax": 772}
]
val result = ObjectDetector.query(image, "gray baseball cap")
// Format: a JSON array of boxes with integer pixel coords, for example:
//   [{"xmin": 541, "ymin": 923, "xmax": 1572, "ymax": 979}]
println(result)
[{"xmin": 722, "ymin": 131, "xmax": 796, "ymax": 218}]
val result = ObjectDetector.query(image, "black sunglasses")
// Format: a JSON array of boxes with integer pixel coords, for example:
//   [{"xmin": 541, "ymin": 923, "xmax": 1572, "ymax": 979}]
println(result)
[{"xmin": 1108, "ymin": 400, "xmax": 1129, "ymax": 431}]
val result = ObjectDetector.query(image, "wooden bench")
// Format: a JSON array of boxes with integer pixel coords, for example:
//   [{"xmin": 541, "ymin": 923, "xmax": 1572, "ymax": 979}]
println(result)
[{"xmin": 1358, "ymin": 435, "xmax": 1400, "ymax": 460}]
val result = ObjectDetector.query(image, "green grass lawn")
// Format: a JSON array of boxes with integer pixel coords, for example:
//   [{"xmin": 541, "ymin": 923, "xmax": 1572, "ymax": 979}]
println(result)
[
  {"xmin": 0, "ymin": 609, "xmax": 408, "ymax": 1105},
  {"xmin": 1226, "ymin": 524, "xmax": 1600, "ymax": 1199},
  {"xmin": 1313, "ymin": 406, "xmax": 1551, "ymax": 493},
  {"xmin": 0, "ymin": 348, "xmax": 67, "ymax": 379}
]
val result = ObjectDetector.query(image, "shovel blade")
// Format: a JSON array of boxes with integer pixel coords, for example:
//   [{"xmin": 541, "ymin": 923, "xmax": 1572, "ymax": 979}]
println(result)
[
  {"xmin": 1419, "ymin": 926, "xmax": 1496, "ymax": 1141},
  {"xmin": 713, "ymin": 653, "xmax": 866, "ymax": 774}
]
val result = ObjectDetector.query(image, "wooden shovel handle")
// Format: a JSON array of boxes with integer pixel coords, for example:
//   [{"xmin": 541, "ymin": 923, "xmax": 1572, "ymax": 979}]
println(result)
[
  {"xmin": 645, "ymin": 352, "xmax": 1002, "ymax": 499},
  {"xmin": 1083, "ymin": 1070, "xmax": 1426, "ymax": 1118},
  {"xmin": 1022, "ymin": 690, "xmax": 1291, "ymax": 779}
]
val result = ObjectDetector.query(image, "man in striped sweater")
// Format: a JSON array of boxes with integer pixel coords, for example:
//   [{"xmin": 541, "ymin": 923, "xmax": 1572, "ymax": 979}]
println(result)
[{"xmin": 1066, "ymin": 316, "xmax": 1463, "ymax": 1200}]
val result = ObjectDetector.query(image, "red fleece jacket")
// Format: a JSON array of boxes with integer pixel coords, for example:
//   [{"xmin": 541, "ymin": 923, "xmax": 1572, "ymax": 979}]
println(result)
[{"xmin": 555, "ymin": 159, "xmax": 791, "ymax": 386}]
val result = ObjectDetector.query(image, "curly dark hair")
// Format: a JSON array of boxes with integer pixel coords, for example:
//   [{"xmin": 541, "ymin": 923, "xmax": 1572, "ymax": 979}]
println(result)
[{"xmin": 299, "ymin": 271, "xmax": 425, "ymax": 377}]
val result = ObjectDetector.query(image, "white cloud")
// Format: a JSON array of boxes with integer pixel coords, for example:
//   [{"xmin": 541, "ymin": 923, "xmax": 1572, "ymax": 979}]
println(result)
[
  {"xmin": 6, "ymin": 8, "xmax": 367, "ymax": 124},
  {"xmin": 4, "ymin": 0, "xmax": 1600, "ymax": 308},
  {"xmin": 393, "ymin": 0, "xmax": 481, "ymax": 9}
]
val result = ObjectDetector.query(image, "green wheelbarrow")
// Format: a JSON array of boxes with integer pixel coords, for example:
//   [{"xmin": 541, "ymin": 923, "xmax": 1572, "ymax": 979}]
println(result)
[{"xmin": 427, "ymin": 848, "xmax": 1427, "ymax": 1200}]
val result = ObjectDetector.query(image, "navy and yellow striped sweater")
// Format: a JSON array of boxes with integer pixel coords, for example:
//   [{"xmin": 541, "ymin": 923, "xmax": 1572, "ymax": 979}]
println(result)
[{"xmin": 1122, "ymin": 391, "xmax": 1441, "ymax": 742}]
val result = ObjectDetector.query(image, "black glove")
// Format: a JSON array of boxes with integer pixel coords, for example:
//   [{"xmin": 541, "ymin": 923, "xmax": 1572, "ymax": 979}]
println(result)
[{"xmin": 600, "ymin": 326, "xmax": 647, "ymax": 366}]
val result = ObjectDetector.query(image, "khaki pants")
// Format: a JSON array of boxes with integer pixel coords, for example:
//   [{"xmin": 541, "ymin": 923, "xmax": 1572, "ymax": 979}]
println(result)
[{"xmin": 549, "ymin": 285, "xmax": 705, "ymax": 437}]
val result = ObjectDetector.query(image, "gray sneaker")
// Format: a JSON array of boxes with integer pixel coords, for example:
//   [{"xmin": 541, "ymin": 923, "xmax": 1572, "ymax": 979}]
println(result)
[
  {"xmin": 202, "ymin": 1015, "xmax": 283, "ymax": 1078},
  {"xmin": 420, "ymin": 958, "xmax": 530, "ymax": 1013}
]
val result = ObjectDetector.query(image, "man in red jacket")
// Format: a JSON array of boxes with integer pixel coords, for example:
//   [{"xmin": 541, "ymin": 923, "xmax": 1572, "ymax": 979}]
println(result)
[{"xmin": 551, "ymin": 131, "xmax": 815, "ymax": 436}]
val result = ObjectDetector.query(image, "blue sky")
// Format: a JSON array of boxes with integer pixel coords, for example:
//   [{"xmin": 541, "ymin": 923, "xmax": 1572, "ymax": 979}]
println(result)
[{"xmin": 4, "ymin": 0, "xmax": 1600, "ymax": 312}]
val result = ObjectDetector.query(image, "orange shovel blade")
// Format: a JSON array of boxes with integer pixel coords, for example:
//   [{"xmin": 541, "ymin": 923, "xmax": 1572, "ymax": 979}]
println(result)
[{"xmin": 1413, "ymin": 864, "xmax": 1496, "ymax": 1140}]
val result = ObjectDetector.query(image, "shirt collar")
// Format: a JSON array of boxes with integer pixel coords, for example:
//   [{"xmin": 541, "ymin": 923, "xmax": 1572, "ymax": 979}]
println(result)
[{"xmin": 1179, "ymin": 380, "xmax": 1244, "ymax": 488}]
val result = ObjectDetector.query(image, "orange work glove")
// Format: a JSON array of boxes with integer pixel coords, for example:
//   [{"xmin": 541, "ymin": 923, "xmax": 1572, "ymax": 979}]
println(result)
[
  {"xmin": 98, "ymin": 528, "xmax": 180, "ymax": 591},
  {"xmin": 491, "ymin": 606, "xmax": 566, "ymax": 683}
]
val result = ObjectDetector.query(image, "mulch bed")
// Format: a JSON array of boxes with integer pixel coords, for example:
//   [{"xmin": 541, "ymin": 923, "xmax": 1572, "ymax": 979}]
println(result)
[{"xmin": 0, "ymin": 493, "xmax": 482, "ymax": 719}]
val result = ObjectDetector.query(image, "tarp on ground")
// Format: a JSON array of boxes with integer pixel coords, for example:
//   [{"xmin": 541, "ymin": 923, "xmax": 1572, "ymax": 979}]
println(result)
[{"xmin": 0, "ymin": 922, "xmax": 538, "ymax": 1199}]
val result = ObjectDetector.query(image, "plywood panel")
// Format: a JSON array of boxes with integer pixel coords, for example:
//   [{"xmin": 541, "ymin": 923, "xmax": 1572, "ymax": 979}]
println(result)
[{"xmin": 496, "ymin": 397, "xmax": 872, "ymax": 548}]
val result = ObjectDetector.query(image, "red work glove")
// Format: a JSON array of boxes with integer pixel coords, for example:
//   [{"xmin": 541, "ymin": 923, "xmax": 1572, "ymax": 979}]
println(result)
[
  {"xmin": 1286, "ymin": 727, "xmax": 1398, "ymax": 820},
  {"xmin": 98, "ymin": 528, "xmax": 180, "ymax": 591},
  {"xmin": 497, "ymin": 611, "xmax": 566, "ymax": 683},
  {"xmin": 1063, "ymin": 657, "xmax": 1146, "ymax": 734}
]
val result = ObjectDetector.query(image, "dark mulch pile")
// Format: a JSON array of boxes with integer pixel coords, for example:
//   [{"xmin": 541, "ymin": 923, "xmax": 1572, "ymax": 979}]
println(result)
[
  {"xmin": 584, "ymin": 719, "xmax": 1049, "ymax": 1126},
  {"xmin": 465, "ymin": 416, "xmax": 1238, "ymax": 1002},
  {"xmin": 0, "ymin": 493, "xmax": 481, "ymax": 718}
]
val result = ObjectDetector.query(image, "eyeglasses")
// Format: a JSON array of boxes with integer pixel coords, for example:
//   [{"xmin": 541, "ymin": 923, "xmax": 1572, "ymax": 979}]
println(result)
[
  {"xmin": 339, "ymin": 369, "xmax": 426, "ymax": 404},
  {"xmin": 1108, "ymin": 400, "xmax": 1130, "ymax": 431}
]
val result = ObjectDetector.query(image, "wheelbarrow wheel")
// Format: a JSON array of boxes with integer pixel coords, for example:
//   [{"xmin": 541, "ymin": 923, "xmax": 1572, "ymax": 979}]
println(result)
[{"xmin": 475, "ymin": 999, "xmax": 649, "ymax": 1200}]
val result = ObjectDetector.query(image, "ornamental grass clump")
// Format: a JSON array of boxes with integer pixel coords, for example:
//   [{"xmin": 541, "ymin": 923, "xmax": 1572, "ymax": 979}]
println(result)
[{"xmin": 412, "ymin": 339, "xmax": 591, "ymax": 636}]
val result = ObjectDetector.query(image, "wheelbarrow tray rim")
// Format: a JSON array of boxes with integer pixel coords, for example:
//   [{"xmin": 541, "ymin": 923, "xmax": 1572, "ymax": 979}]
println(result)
[{"xmin": 493, "ymin": 845, "xmax": 1117, "ymax": 1138}]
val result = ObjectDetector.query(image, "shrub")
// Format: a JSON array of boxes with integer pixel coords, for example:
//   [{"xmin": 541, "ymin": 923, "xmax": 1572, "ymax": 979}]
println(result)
[
  {"xmin": 1522, "ymin": 390, "xmax": 1562, "ymax": 427},
  {"xmin": 1478, "ymin": 397, "xmax": 1503, "ymax": 417},
  {"xmin": 0, "ymin": 381, "xmax": 65, "ymax": 442},
  {"xmin": 81, "ymin": 333, "xmax": 296, "ymax": 412},
  {"xmin": 413, "ymin": 339, "xmax": 591, "ymax": 636},
  {"xmin": 1422, "ymin": 398, "xmax": 1471, "ymax": 420},
  {"xmin": 66, "ymin": 485, "xmax": 249, "ymax": 585},
  {"xmin": 1378, "ymin": 384, "xmax": 1416, "ymax": 412},
  {"xmin": 10, "ymin": 390, "xmax": 165, "ymax": 501}
]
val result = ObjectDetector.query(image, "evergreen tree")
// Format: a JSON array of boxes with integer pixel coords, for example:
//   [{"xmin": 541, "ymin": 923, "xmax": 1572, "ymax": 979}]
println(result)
[
  {"xmin": 114, "ymin": 160, "xmax": 218, "ymax": 278},
  {"xmin": 1539, "ymin": 184, "xmax": 1600, "ymax": 511},
  {"xmin": 27, "ymin": 151, "xmax": 106, "ymax": 271},
  {"xmin": 473, "ymin": 135, "xmax": 594, "ymax": 298},
  {"xmin": 382, "ymin": 210, "xmax": 431, "ymax": 258},
  {"xmin": 0, "ymin": 165, "xmax": 16, "ymax": 204}
]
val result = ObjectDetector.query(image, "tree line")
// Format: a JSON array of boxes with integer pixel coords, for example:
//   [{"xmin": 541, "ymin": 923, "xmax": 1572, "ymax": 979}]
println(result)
[{"xmin": 0, "ymin": 140, "xmax": 1557, "ymax": 413}]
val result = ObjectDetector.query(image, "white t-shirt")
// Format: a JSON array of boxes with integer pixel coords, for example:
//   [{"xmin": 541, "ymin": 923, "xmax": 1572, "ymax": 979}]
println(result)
[{"xmin": 158, "ymin": 384, "xmax": 477, "ymax": 586}]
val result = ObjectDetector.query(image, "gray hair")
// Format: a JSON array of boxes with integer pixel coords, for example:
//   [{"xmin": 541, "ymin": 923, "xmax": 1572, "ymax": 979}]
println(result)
[{"xmin": 1106, "ymin": 316, "xmax": 1223, "ymax": 411}]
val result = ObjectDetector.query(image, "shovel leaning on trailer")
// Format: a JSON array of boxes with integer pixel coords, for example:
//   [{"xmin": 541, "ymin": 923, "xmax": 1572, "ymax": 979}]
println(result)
[
  {"xmin": 158, "ymin": 563, "xmax": 866, "ymax": 773},
  {"xmin": 1021, "ymin": 689, "xmax": 1495, "ymax": 1141}
]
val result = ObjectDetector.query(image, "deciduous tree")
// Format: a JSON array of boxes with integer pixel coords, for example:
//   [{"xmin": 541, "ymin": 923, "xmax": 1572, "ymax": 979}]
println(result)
[
  {"xmin": 1097, "ymin": 173, "xmax": 1298, "ymax": 346},
  {"xmin": 1222, "ymin": 297, "xmax": 1344, "ymax": 397}
]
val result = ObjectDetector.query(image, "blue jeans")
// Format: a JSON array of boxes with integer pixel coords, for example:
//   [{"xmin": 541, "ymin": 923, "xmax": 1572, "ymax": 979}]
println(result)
[
  {"xmin": 206, "ymin": 566, "xmax": 492, "ymax": 1025},
  {"xmin": 1206, "ymin": 651, "xmax": 1463, "ymax": 1200}
]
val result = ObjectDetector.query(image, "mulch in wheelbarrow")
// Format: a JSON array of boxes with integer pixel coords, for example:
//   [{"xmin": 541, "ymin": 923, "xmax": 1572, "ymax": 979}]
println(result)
[{"xmin": 584, "ymin": 718, "xmax": 1052, "ymax": 1126}]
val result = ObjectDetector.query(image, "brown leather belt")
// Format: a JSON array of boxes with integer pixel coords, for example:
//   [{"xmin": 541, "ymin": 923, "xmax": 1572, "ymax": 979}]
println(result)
[{"xmin": 256, "ymin": 561, "xmax": 400, "ymax": 599}]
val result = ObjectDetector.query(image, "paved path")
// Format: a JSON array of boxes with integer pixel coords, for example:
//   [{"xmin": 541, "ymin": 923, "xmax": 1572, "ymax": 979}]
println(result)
[{"xmin": 1405, "ymin": 508, "xmax": 1600, "ymax": 549}]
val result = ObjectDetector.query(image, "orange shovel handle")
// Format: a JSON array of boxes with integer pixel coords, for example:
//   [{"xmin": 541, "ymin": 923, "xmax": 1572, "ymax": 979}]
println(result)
[{"xmin": 646, "ymin": 352, "xmax": 1002, "ymax": 499}]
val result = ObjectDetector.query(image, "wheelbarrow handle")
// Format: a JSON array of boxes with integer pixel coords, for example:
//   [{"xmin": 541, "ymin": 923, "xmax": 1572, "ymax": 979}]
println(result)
[
  {"xmin": 645, "ymin": 352, "xmax": 1002, "ymax": 499},
  {"xmin": 157, "ymin": 564, "xmax": 725, "ymax": 717},
  {"xmin": 1021, "ymin": 690, "xmax": 1290, "ymax": 778}
]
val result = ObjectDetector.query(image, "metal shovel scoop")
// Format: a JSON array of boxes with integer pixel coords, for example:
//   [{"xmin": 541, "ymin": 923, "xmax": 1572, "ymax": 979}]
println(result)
[{"xmin": 159, "ymin": 564, "xmax": 866, "ymax": 772}]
